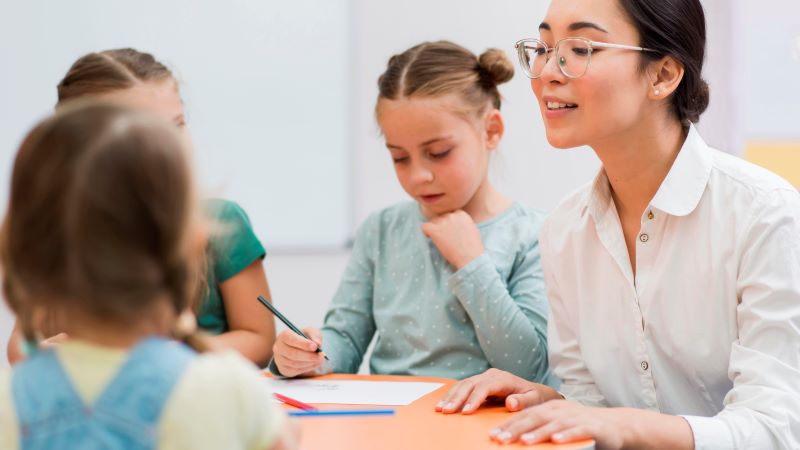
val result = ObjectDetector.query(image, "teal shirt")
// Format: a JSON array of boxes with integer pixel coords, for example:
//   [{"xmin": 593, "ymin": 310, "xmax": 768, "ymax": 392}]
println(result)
[
  {"xmin": 199, "ymin": 199, "xmax": 266, "ymax": 335},
  {"xmin": 321, "ymin": 201, "xmax": 552, "ymax": 382}
]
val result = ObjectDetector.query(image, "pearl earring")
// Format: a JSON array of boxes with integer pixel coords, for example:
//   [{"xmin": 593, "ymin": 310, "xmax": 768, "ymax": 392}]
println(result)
[{"xmin": 654, "ymin": 89, "xmax": 661, "ymax": 96}]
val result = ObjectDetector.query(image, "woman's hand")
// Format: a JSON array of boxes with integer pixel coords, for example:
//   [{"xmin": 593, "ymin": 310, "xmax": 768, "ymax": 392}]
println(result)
[
  {"xmin": 272, "ymin": 327, "xmax": 326, "ymax": 377},
  {"xmin": 422, "ymin": 210, "xmax": 484, "ymax": 269},
  {"xmin": 435, "ymin": 368, "xmax": 562, "ymax": 414},
  {"xmin": 488, "ymin": 400, "xmax": 624, "ymax": 448},
  {"xmin": 489, "ymin": 401, "xmax": 694, "ymax": 450}
]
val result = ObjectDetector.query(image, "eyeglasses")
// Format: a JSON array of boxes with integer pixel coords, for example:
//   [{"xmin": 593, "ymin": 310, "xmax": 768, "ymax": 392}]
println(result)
[{"xmin": 514, "ymin": 37, "xmax": 657, "ymax": 79}]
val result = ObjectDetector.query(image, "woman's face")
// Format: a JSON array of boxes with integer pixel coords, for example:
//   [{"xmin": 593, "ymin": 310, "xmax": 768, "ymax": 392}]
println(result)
[{"xmin": 532, "ymin": 0, "xmax": 653, "ymax": 149}]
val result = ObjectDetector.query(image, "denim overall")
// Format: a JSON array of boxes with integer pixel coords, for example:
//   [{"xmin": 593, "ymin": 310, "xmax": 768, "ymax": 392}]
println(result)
[{"xmin": 11, "ymin": 337, "xmax": 195, "ymax": 450}]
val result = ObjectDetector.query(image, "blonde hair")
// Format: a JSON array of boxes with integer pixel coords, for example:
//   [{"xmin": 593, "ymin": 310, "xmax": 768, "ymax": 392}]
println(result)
[
  {"xmin": 57, "ymin": 48, "xmax": 173, "ymax": 105},
  {"xmin": 0, "ymin": 101, "xmax": 210, "ymax": 351},
  {"xmin": 376, "ymin": 40, "xmax": 514, "ymax": 117},
  {"xmin": 54, "ymin": 48, "xmax": 211, "ymax": 311}
]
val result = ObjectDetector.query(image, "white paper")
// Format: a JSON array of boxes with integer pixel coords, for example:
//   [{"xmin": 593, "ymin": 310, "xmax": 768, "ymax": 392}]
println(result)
[{"xmin": 266, "ymin": 379, "xmax": 444, "ymax": 406}]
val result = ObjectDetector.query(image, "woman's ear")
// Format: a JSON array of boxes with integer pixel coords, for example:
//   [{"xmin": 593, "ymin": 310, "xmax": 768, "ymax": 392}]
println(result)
[
  {"xmin": 485, "ymin": 109, "xmax": 504, "ymax": 150},
  {"xmin": 648, "ymin": 55, "xmax": 685, "ymax": 100}
]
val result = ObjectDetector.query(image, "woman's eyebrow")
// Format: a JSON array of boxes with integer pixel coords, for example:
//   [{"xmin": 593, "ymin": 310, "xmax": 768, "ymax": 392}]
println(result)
[{"xmin": 539, "ymin": 21, "xmax": 609, "ymax": 33}]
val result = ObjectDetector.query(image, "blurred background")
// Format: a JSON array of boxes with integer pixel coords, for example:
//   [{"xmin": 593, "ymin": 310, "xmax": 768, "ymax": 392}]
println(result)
[{"xmin": 1, "ymin": 0, "xmax": 798, "ymax": 367}]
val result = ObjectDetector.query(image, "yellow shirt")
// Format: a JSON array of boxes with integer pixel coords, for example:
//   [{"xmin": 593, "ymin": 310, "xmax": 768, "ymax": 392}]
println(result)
[{"xmin": 0, "ymin": 340, "xmax": 284, "ymax": 449}]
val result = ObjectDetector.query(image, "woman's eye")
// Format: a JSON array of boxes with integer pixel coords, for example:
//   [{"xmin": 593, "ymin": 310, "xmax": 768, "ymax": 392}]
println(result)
[
  {"xmin": 430, "ymin": 149, "xmax": 451, "ymax": 159},
  {"xmin": 392, "ymin": 156, "xmax": 409, "ymax": 163},
  {"xmin": 572, "ymin": 47, "xmax": 591, "ymax": 56}
]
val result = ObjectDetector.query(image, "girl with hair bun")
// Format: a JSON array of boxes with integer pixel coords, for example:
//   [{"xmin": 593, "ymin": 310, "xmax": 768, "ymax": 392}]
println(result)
[
  {"xmin": 438, "ymin": 0, "xmax": 800, "ymax": 448},
  {"xmin": 270, "ymin": 41, "xmax": 554, "ymax": 385}
]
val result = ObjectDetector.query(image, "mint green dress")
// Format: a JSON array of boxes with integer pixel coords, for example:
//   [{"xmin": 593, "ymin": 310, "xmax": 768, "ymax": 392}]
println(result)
[{"xmin": 198, "ymin": 199, "xmax": 266, "ymax": 334}]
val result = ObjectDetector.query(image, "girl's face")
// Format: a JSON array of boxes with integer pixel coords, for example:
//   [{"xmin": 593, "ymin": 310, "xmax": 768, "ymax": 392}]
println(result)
[
  {"xmin": 98, "ymin": 78, "xmax": 188, "ymax": 135},
  {"xmin": 532, "ymin": 0, "xmax": 652, "ymax": 149},
  {"xmin": 378, "ymin": 96, "xmax": 498, "ymax": 218}
]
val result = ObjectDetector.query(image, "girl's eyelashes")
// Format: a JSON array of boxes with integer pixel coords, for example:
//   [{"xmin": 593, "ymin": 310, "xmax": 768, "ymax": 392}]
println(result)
[
  {"xmin": 429, "ymin": 149, "xmax": 452, "ymax": 159},
  {"xmin": 389, "ymin": 147, "xmax": 451, "ymax": 163}
]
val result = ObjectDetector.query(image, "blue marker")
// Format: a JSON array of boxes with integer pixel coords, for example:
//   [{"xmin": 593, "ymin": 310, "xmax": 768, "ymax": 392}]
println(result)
[{"xmin": 287, "ymin": 409, "xmax": 396, "ymax": 417}]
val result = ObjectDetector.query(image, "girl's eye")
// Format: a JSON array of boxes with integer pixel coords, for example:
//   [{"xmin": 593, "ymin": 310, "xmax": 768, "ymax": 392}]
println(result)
[
  {"xmin": 430, "ymin": 149, "xmax": 451, "ymax": 159},
  {"xmin": 392, "ymin": 156, "xmax": 409, "ymax": 163}
]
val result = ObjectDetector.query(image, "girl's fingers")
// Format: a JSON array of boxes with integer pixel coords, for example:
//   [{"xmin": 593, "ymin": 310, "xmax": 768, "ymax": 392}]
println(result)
[
  {"xmin": 303, "ymin": 327, "xmax": 323, "ymax": 348},
  {"xmin": 279, "ymin": 330, "xmax": 319, "ymax": 352}
]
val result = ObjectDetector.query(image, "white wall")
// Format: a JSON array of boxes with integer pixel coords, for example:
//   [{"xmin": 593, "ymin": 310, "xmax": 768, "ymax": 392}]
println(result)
[
  {"xmin": 742, "ymin": 0, "xmax": 800, "ymax": 140},
  {"xmin": 0, "ymin": 0, "xmax": 351, "ymax": 250}
]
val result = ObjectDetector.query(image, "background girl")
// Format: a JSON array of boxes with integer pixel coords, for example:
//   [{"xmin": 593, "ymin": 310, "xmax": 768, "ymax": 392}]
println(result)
[{"xmin": 5, "ymin": 49, "xmax": 276, "ymax": 366}]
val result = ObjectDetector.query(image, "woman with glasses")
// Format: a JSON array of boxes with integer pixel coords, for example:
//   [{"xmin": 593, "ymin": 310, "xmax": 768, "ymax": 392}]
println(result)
[{"xmin": 435, "ymin": 0, "xmax": 800, "ymax": 448}]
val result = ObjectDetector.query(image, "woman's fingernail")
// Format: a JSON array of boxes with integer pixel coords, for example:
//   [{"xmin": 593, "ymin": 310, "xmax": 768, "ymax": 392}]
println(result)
[
  {"xmin": 436, "ymin": 401, "xmax": 444, "ymax": 408},
  {"xmin": 553, "ymin": 432, "xmax": 565, "ymax": 441},
  {"xmin": 445, "ymin": 402, "xmax": 454, "ymax": 410},
  {"xmin": 489, "ymin": 428, "xmax": 502, "ymax": 437},
  {"xmin": 462, "ymin": 403, "xmax": 472, "ymax": 412},
  {"xmin": 508, "ymin": 397, "xmax": 518, "ymax": 409},
  {"xmin": 521, "ymin": 432, "xmax": 537, "ymax": 443},
  {"xmin": 498, "ymin": 431, "xmax": 512, "ymax": 442}
]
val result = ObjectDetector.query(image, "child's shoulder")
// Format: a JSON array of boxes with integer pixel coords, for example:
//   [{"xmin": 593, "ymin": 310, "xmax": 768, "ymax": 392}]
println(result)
[
  {"xmin": 159, "ymin": 350, "xmax": 283, "ymax": 448},
  {"xmin": 0, "ymin": 368, "xmax": 16, "ymax": 450},
  {"xmin": 178, "ymin": 350, "xmax": 268, "ymax": 393},
  {"xmin": 365, "ymin": 201, "xmax": 420, "ymax": 224},
  {"xmin": 356, "ymin": 201, "xmax": 421, "ymax": 234},
  {"xmin": 480, "ymin": 202, "xmax": 547, "ymax": 235}
]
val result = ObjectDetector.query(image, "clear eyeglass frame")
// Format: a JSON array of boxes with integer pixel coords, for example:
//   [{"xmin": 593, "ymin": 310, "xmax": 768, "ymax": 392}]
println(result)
[{"xmin": 514, "ymin": 37, "xmax": 657, "ymax": 79}]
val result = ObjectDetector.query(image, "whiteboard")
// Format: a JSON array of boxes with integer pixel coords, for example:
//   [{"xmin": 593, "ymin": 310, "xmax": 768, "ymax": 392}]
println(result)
[{"xmin": 0, "ymin": 0, "xmax": 351, "ymax": 250}]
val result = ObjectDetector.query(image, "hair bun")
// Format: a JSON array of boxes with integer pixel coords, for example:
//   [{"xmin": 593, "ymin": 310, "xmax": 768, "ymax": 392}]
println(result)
[
  {"xmin": 477, "ymin": 48, "xmax": 514, "ymax": 85},
  {"xmin": 676, "ymin": 77, "xmax": 709, "ymax": 124}
]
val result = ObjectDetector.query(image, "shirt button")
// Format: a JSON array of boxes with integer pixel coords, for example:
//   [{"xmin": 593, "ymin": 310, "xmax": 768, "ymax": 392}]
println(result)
[
  {"xmin": 647, "ymin": 211, "xmax": 654, "ymax": 220},
  {"xmin": 641, "ymin": 361, "xmax": 649, "ymax": 371},
  {"xmin": 639, "ymin": 233, "xmax": 649, "ymax": 243}
]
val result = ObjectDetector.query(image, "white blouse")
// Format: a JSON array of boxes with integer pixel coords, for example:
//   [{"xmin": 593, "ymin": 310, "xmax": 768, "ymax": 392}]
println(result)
[{"xmin": 540, "ymin": 126, "xmax": 800, "ymax": 449}]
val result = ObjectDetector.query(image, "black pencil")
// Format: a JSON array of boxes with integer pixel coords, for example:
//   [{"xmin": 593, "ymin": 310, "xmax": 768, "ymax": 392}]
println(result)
[{"xmin": 257, "ymin": 295, "xmax": 329, "ymax": 360}]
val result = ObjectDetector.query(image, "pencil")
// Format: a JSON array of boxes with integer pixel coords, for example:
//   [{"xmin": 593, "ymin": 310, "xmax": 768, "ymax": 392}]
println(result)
[
  {"xmin": 273, "ymin": 392, "xmax": 318, "ymax": 411},
  {"xmin": 287, "ymin": 409, "xmax": 396, "ymax": 417},
  {"xmin": 256, "ymin": 295, "xmax": 329, "ymax": 360}
]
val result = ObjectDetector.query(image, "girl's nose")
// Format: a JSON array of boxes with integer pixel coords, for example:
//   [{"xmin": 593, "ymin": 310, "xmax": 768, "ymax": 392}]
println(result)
[{"xmin": 409, "ymin": 162, "xmax": 434, "ymax": 184}]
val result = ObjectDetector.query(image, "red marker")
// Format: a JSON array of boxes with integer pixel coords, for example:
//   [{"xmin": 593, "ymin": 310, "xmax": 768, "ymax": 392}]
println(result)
[{"xmin": 273, "ymin": 392, "xmax": 318, "ymax": 411}]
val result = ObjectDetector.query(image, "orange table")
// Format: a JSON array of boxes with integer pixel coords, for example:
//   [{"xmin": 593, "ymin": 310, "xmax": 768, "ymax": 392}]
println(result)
[{"xmin": 275, "ymin": 374, "xmax": 594, "ymax": 450}]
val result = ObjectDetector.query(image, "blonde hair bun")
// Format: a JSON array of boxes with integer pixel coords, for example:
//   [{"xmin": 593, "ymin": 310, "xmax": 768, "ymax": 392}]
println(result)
[{"xmin": 478, "ymin": 48, "xmax": 514, "ymax": 86}]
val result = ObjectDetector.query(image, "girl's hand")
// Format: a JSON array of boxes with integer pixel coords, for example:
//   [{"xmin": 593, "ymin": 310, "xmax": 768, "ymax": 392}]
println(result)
[
  {"xmin": 421, "ymin": 210, "xmax": 484, "ymax": 269},
  {"xmin": 489, "ymin": 400, "xmax": 627, "ymax": 448},
  {"xmin": 435, "ymin": 368, "xmax": 561, "ymax": 414},
  {"xmin": 272, "ymin": 327, "xmax": 326, "ymax": 377}
]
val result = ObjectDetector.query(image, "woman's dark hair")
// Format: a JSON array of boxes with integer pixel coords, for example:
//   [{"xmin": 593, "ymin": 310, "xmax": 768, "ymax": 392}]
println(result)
[{"xmin": 619, "ymin": 0, "xmax": 710, "ymax": 124}]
